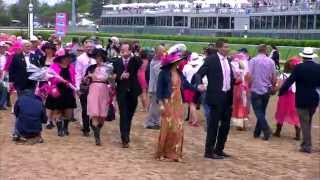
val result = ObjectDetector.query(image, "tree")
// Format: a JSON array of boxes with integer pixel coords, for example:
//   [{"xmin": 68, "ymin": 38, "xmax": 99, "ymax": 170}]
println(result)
[
  {"xmin": 0, "ymin": 0, "xmax": 10, "ymax": 26},
  {"xmin": 90, "ymin": 0, "xmax": 104, "ymax": 19},
  {"xmin": 8, "ymin": 0, "xmax": 40, "ymax": 26}
]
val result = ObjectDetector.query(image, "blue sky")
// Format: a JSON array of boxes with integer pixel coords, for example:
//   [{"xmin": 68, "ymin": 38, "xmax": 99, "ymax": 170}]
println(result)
[{"xmin": 4, "ymin": 0, "xmax": 61, "ymax": 6}]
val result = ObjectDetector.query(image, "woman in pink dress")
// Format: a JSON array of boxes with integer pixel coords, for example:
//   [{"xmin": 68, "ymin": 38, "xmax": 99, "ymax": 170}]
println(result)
[
  {"xmin": 138, "ymin": 50, "xmax": 149, "ymax": 112},
  {"xmin": 86, "ymin": 49, "xmax": 113, "ymax": 146},
  {"xmin": 274, "ymin": 57, "xmax": 302, "ymax": 140},
  {"xmin": 231, "ymin": 52, "xmax": 250, "ymax": 130}
]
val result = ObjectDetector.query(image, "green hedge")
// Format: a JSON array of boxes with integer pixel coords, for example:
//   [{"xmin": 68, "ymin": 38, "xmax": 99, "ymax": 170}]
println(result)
[
  {"xmin": 66, "ymin": 32, "xmax": 320, "ymax": 47},
  {"xmin": 6, "ymin": 31, "xmax": 320, "ymax": 47}
]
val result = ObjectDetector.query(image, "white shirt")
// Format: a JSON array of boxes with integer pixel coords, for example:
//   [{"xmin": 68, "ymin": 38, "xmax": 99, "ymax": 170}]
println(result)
[
  {"xmin": 23, "ymin": 52, "xmax": 31, "ymax": 69},
  {"xmin": 218, "ymin": 52, "xmax": 231, "ymax": 92},
  {"xmin": 75, "ymin": 53, "xmax": 96, "ymax": 90},
  {"xmin": 0, "ymin": 53, "xmax": 6, "ymax": 71}
]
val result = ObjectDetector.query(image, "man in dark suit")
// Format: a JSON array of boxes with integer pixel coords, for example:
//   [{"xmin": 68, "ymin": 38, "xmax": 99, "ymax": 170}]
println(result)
[
  {"xmin": 9, "ymin": 40, "xmax": 41, "ymax": 95},
  {"xmin": 279, "ymin": 47, "xmax": 320, "ymax": 153},
  {"xmin": 112, "ymin": 42, "xmax": 142, "ymax": 148},
  {"xmin": 194, "ymin": 39, "xmax": 235, "ymax": 159}
]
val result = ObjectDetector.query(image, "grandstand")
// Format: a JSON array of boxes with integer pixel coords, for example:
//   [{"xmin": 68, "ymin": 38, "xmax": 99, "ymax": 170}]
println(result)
[{"xmin": 100, "ymin": 0, "xmax": 320, "ymax": 39}]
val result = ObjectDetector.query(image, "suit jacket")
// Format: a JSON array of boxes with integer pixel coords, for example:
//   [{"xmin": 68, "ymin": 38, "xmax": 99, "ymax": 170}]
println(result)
[
  {"xmin": 112, "ymin": 56, "xmax": 142, "ymax": 97},
  {"xmin": 9, "ymin": 52, "xmax": 41, "ymax": 91},
  {"xmin": 193, "ymin": 53, "xmax": 235, "ymax": 106},
  {"xmin": 279, "ymin": 60, "xmax": 320, "ymax": 109}
]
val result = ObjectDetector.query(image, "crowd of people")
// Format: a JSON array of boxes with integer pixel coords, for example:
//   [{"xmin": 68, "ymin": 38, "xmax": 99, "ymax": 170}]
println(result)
[{"xmin": 0, "ymin": 32, "xmax": 319, "ymax": 162}]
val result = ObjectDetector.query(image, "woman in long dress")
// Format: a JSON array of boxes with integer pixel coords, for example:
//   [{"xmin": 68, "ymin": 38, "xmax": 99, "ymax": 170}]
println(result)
[
  {"xmin": 231, "ymin": 52, "xmax": 250, "ymax": 130},
  {"xmin": 39, "ymin": 42, "xmax": 56, "ymax": 129},
  {"xmin": 156, "ymin": 50, "xmax": 195, "ymax": 162},
  {"xmin": 86, "ymin": 48, "xmax": 113, "ymax": 146}
]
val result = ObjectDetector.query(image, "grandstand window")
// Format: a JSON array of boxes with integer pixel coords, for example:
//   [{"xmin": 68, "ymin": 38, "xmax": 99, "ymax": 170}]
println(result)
[
  {"xmin": 231, "ymin": 17, "xmax": 234, "ymax": 29},
  {"xmin": 292, "ymin": 16, "xmax": 299, "ymax": 29},
  {"xmin": 250, "ymin": 16, "xmax": 255, "ymax": 29},
  {"xmin": 146, "ymin": 17, "xmax": 156, "ymax": 26},
  {"xmin": 317, "ymin": 15, "xmax": 320, "ymax": 29},
  {"xmin": 266, "ymin": 16, "xmax": 272, "ymax": 29},
  {"xmin": 174, "ymin": 16, "xmax": 186, "ymax": 27},
  {"xmin": 280, "ymin": 16, "xmax": 285, "ymax": 29},
  {"xmin": 254, "ymin": 16, "xmax": 261, "ymax": 29},
  {"xmin": 166, "ymin": 16, "xmax": 173, "ymax": 26},
  {"xmin": 286, "ymin": 16, "xmax": 292, "ymax": 29},
  {"xmin": 273, "ymin": 16, "xmax": 279, "ymax": 29},
  {"xmin": 300, "ymin": 15, "xmax": 307, "ymax": 29},
  {"xmin": 218, "ymin": 17, "xmax": 230, "ymax": 29},
  {"xmin": 307, "ymin": 15, "xmax": 314, "ymax": 29},
  {"xmin": 261, "ymin": 16, "xmax": 267, "ymax": 29},
  {"xmin": 208, "ymin": 17, "xmax": 217, "ymax": 29},
  {"xmin": 199, "ymin": 17, "xmax": 208, "ymax": 28}
]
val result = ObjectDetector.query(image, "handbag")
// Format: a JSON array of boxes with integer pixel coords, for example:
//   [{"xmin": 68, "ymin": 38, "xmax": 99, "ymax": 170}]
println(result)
[{"xmin": 79, "ymin": 77, "xmax": 91, "ymax": 95}]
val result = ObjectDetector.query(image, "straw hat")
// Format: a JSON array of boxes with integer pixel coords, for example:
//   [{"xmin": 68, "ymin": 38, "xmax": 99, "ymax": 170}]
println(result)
[{"xmin": 299, "ymin": 47, "xmax": 318, "ymax": 59}]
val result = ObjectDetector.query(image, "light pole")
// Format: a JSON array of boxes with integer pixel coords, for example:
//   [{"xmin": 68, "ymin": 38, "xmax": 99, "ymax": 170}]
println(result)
[
  {"xmin": 72, "ymin": 0, "xmax": 76, "ymax": 32},
  {"xmin": 28, "ymin": 0, "xmax": 34, "ymax": 39}
]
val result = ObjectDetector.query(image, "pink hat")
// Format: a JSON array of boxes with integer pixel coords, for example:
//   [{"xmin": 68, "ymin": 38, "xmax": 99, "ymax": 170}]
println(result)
[
  {"xmin": 232, "ymin": 52, "xmax": 249, "ymax": 62},
  {"xmin": 288, "ymin": 56, "xmax": 302, "ymax": 68},
  {"xmin": 161, "ymin": 52, "xmax": 182, "ymax": 67}
]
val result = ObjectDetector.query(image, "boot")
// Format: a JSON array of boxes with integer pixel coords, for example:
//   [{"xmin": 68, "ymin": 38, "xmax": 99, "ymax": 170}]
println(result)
[
  {"xmin": 273, "ymin": 124, "xmax": 282, "ymax": 137},
  {"xmin": 56, "ymin": 121, "xmax": 64, "ymax": 137},
  {"xmin": 92, "ymin": 125, "xmax": 102, "ymax": 146},
  {"xmin": 63, "ymin": 119, "xmax": 70, "ymax": 136},
  {"xmin": 294, "ymin": 126, "xmax": 301, "ymax": 141}
]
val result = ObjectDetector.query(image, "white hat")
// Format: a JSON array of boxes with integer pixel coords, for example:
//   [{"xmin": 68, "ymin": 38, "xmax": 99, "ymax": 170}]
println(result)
[
  {"xmin": 95, "ymin": 44, "xmax": 103, "ymax": 49},
  {"xmin": 299, "ymin": 47, "xmax": 318, "ymax": 59},
  {"xmin": 110, "ymin": 36, "xmax": 119, "ymax": 44},
  {"xmin": 22, "ymin": 39, "xmax": 31, "ymax": 44},
  {"xmin": 0, "ymin": 41, "xmax": 6, "ymax": 47},
  {"xmin": 189, "ymin": 53, "xmax": 204, "ymax": 66},
  {"xmin": 30, "ymin": 35, "xmax": 38, "ymax": 42}
]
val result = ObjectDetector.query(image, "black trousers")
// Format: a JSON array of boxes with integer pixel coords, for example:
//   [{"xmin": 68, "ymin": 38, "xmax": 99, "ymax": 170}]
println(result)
[
  {"xmin": 117, "ymin": 91, "xmax": 138, "ymax": 143},
  {"xmin": 205, "ymin": 93, "xmax": 232, "ymax": 155},
  {"xmin": 80, "ymin": 94, "xmax": 90, "ymax": 133}
]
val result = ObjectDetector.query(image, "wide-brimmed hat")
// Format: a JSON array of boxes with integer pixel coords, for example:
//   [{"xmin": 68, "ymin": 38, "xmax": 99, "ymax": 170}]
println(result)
[
  {"xmin": 188, "ymin": 53, "xmax": 203, "ymax": 66},
  {"xmin": 30, "ymin": 35, "xmax": 39, "ymax": 42},
  {"xmin": 161, "ymin": 52, "xmax": 182, "ymax": 67},
  {"xmin": 54, "ymin": 49, "xmax": 72, "ymax": 63},
  {"xmin": 299, "ymin": 47, "xmax": 318, "ymax": 59},
  {"xmin": 41, "ymin": 42, "xmax": 57, "ymax": 52}
]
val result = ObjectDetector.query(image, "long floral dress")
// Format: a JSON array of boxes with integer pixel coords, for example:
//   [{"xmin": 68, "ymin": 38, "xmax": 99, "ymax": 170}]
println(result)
[{"xmin": 156, "ymin": 70, "xmax": 184, "ymax": 161}]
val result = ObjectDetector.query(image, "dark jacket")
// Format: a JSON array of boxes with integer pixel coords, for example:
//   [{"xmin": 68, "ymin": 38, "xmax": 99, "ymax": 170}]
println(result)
[
  {"xmin": 14, "ymin": 90, "xmax": 47, "ymax": 137},
  {"xmin": 193, "ymin": 53, "xmax": 235, "ymax": 106},
  {"xmin": 9, "ymin": 52, "xmax": 41, "ymax": 91},
  {"xmin": 279, "ymin": 60, "xmax": 320, "ymax": 109},
  {"xmin": 112, "ymin": 56, "xmax": 142, "ymax": 97},
  {"xmin": 157, "ymin": 66, "xmax": 196, "ymax": 101}
]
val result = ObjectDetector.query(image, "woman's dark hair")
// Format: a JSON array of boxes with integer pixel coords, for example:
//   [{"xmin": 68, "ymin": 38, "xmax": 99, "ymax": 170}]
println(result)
[
  {"xmin": 271, "ymin": 45, "xmax": 277, "ymax": 50},
  {"xmin": 139, "ymin": 49, "xmax": 149, "ymax": 60},
  {"xmin": 91, "ymin": 48, "xmax": 108, "ymax": 62},
  {"xmin": 54, "ymin": 52, "xmax": 72, "ymax": 63},
  {"xmin": 41, "ymin": 42, "xmax": 57, "ymax": 53}
]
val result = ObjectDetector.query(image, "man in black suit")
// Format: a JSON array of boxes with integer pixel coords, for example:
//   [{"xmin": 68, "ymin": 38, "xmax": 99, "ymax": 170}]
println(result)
[
  {"xmin": 194, "ymin": 39, "xmax": 235, "ymax": 159},
  {"xmin": 279, "ymin": 47, "xmax": 320, "ymax": 153},
  {"xmin": 112, "ymin": 42, "xmax": 142, "ymax": 148},
  {"xmin": 9, "ymin": 40, "xmax": 41, "ymax": 95}
]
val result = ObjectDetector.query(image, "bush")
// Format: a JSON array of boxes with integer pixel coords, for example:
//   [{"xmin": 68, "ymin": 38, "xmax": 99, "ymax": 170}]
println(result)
[{"xmin": 67, "ymin": 32, "xmax": 320, "ymax": 47}]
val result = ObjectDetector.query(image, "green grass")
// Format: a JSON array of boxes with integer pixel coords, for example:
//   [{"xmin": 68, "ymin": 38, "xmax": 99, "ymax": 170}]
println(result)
[{"xmin": 64, "ymin": 35, "xmax": 302, "ymax": 62}]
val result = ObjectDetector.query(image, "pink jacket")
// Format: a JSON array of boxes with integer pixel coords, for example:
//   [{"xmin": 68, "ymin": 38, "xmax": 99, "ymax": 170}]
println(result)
[
  {"xmin": 49, "ymin": 63, "xmax": 76, "ymax": 86},
  {"xmin": 46, "ymin": 63, "xmax": 76, "ymax": 97}
]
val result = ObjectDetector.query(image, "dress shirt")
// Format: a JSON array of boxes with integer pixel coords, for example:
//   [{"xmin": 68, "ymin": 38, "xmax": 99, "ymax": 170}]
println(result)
[{"xmin": 217, "ymin": 52, "xmax": 231, "ymax": 92}]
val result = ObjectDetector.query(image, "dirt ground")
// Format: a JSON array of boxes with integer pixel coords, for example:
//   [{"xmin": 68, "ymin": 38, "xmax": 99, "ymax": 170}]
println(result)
[{"xmin": 0, "ymin": 97, "xmax": 319, "ymax": 180}]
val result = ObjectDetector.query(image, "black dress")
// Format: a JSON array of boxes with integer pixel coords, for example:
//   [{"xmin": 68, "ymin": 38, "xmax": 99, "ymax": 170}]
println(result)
[{"xmin": 45, "ymin": 66, "xmax": 77, "ymax": 110}]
